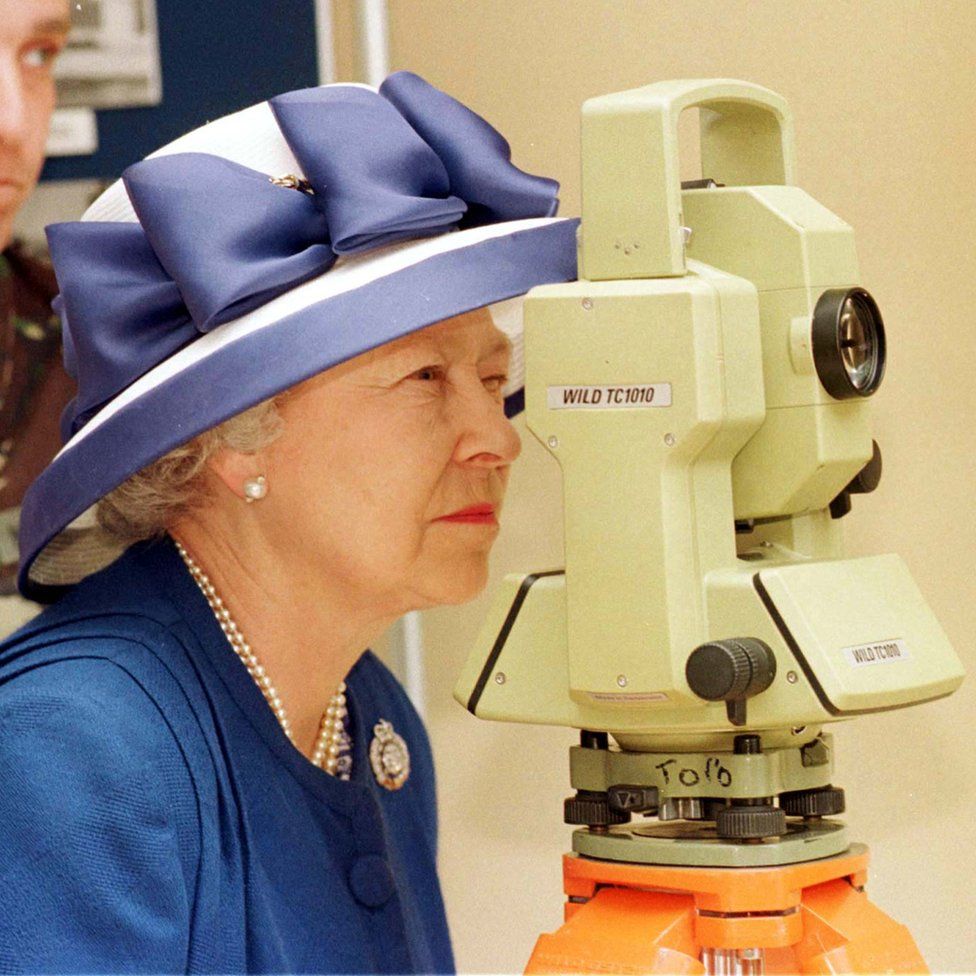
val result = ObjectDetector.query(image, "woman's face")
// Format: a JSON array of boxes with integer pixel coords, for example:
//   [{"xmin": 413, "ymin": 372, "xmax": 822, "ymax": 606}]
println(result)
[{"xmin": 260, "ymin": 306, "xmax": 522, "ymax": 615}]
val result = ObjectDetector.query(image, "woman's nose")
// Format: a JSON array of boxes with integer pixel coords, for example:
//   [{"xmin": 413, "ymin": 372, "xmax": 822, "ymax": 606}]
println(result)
[{"xmin": 454, "ymin": 381, "xmax": 522, "ymax": 468}]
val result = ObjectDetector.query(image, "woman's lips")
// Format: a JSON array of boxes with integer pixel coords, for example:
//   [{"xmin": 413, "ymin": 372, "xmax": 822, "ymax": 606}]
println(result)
[{"xmin": 434, "ymin": 503, "xmax": 498, "ymax": 525}]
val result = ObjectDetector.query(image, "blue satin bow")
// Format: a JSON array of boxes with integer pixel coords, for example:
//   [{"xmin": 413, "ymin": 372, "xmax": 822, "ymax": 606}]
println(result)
[{"xmin": 48, "ymin": 71, "xmax": 561, "ymax": 438}]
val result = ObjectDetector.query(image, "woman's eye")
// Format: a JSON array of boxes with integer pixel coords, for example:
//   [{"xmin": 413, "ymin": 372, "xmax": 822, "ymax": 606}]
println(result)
[
  {"xmin": 22, "ymin": 45, "xmax": 60, "ymax": 69},
  {"xmin": 482, "ymin": 374, "xmax": 508, "ymax": 394},
  {"xmin": 408, "ymin": 365, "xmax": 444, "ymax": 383}
]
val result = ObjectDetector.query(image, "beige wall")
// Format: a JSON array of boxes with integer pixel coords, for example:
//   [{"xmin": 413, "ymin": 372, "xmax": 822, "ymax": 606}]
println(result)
[{"xmin": 372, "ymin": 1, "xmax": 976, "ymax": 972}]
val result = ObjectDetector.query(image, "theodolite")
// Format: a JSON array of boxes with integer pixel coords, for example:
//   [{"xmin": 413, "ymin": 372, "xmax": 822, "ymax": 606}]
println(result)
[{"xmin": 455, "ymin": 79, "xmax": 963, "ymax": 974}]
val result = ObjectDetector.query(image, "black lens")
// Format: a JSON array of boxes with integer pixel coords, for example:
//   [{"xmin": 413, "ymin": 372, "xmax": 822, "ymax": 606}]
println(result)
[
  {"xmin": 812, "ymin": 288, "xmax": 886, "ymax": 399},
  {"xmin": 839, "ymin": 295, "xmax": 873, "ymax": 390}
]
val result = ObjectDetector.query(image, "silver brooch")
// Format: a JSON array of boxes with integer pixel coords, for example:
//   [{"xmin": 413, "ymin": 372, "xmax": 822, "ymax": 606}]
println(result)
[
  {"xmin": 268, "ymin": 173, "xmax": 315, "ymax": 195},
  {"xmin": 369, "ymin": 719, "xmax": 410, "ymax": 791}
]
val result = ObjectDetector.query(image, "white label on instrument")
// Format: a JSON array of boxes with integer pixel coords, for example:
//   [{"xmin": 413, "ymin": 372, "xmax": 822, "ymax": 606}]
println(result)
[
  {"xmin": 843, "ymin": 639, "xmax": 910, "ymax": 667},
  {"xmin": 587, "ymin": 692, "xmax": 670, "ymax": 704},
  {"xmin": 547, "ymin": 383, "xmax": 672, "ymax": 410}
]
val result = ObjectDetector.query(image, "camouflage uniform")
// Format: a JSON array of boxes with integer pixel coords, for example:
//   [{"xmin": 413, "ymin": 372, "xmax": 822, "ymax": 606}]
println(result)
[{"xmin": 0, "ymin": 244, "xmax": 74, "ymax": 621}]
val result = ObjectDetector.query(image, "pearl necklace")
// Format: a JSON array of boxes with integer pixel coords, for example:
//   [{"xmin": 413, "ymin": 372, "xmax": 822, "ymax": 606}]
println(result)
[{"xmin": 174, "ymin": 540, "xmax": 349, "ymax": 776}]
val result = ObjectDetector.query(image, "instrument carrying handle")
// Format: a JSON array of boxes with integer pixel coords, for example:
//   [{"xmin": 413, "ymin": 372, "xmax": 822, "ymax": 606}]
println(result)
[
  {"xmin": 668, "ymin": 78, "xmax": 796, "ymax": 189},
  {"xmin": 580, "ymin": 78, "xmax": 796, "ymax": 280}
]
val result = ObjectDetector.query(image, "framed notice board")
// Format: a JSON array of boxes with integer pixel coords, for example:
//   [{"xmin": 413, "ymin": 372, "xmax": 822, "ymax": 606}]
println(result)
[{"xmin": 42, "ymin": 0, "xmax": 320, "ymax": 182}]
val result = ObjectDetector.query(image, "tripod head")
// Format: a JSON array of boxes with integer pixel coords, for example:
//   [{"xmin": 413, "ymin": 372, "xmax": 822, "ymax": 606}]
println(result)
[{"xmin": 455, "ymin": 80, "xmax": 962, "ymax": 862}]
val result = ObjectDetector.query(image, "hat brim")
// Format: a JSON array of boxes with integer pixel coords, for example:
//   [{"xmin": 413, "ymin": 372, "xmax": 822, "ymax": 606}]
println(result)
[{"xmin": 20, "ymin": 215, "xmax": 578, "ymax": 600}]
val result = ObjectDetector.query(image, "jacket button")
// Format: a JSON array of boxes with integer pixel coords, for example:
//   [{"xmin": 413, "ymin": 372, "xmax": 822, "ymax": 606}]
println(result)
[{"xmin": 348, "ymin": 854, "xmax": 395, "ymax": 908}]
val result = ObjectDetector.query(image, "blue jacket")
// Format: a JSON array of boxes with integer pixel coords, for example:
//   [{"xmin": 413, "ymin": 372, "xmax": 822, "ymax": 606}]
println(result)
[{"xmin": 0, "ymin": 537, "xmax": 455, "ymax": 974}]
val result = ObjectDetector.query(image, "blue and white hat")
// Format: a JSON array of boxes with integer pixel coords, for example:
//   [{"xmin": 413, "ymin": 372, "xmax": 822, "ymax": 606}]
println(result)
[{"xmin": 19, "ymin": 71, "xmax": 578, "ymax": 600}]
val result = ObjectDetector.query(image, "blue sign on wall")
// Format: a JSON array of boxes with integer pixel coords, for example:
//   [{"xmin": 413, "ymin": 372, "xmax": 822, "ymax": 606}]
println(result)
[{"xmin": 42, "ymin": 0, "xmax": 319, "ymax": 182}]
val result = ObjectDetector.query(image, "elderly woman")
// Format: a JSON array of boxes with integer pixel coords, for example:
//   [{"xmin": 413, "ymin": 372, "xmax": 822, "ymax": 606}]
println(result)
[{"xmin": 0, "ymin": 73, "xmax": 576, "ymax": 973}]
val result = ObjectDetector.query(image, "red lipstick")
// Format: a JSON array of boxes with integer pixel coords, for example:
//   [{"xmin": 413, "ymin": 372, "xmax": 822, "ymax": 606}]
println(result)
[{"xmin": 435, "ymin": 503, "xmax": 497, "ymax": 525}]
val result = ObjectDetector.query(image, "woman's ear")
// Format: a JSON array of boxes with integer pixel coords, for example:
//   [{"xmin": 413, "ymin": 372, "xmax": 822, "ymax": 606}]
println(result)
[{"xmin": 207, "ymin": 447, "xmax": 267, "ymax": 503}]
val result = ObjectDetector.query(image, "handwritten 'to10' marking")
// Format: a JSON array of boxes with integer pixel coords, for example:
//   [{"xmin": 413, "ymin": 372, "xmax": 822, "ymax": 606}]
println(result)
[{"xmin": 654, "ymin": 757, "xmax": 733, "ymax": 788}]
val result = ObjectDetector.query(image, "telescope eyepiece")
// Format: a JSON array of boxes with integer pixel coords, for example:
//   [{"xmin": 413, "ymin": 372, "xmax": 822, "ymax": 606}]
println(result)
[{"xmin": 812, "ymin": 288, "xmax": 886, "ymax": 399}]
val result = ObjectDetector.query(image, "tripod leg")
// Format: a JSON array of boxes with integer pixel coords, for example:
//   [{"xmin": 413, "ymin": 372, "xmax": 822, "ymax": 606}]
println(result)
[
  {"xmin": 793, "ymin": 877, "xmax": 928, "ymax": 974},
  {"xmin": 525, "ymin": 886, "xmax": 704, "ymax": 975}
]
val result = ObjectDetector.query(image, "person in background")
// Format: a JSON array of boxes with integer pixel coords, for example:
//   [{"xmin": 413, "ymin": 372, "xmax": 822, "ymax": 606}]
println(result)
[{"xmin": 0, "ymin": 0, "xmax": 75, "ymax": 620}]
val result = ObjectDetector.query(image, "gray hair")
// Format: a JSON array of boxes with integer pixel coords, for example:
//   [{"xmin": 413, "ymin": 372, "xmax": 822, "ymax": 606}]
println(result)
[{"xmin": 95, "ymin": 398, "xmax": 283, "ymax": 544}]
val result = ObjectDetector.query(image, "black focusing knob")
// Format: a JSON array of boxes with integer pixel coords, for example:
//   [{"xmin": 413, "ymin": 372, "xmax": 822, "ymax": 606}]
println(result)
[
  {"xmin": 716, "ymin": 803, "xmax": 787, "ymax": 840},
  {"xmin": 830, "ymin": 441, "xmax": 883, "ymax": 520},
  {"xmin": 780, "ymin": 786, "xmax": 846, "ymax": 818},
  {"xmin": 685, "ymin": 638, "xmax": 777, "ymax": 726},
  {"xmin": 564, "ymin": 790, "xmax": 631, "ymax": 827},
  {"xmin": 847, "ymin": 440, "xmax": 882, "ymax": 494}
]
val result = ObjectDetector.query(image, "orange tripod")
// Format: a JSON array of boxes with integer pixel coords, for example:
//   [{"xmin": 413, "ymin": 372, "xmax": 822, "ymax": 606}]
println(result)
[{"xmin": 525, "ymin": 846, "xmax": 926, "ymax": 974}]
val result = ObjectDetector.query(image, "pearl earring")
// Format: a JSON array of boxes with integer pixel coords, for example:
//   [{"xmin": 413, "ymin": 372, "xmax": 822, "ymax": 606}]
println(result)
[{"xmin": 243, "ymin": 475, "xmax": 268, "ymax": 503}]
